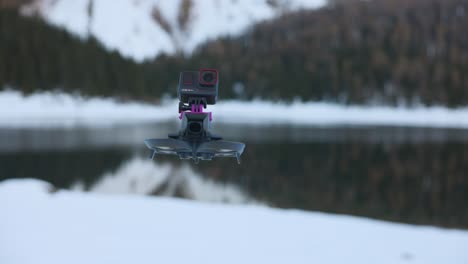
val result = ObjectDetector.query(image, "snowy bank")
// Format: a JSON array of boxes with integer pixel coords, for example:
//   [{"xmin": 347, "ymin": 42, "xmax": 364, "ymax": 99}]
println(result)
[
  {"xmin": 2, "ymin": 90, "xmax": 468, "ymax": 128},
  {"xmin": 0, "ymin": 90, "xmax": 174, "ymax": 128},
  {"xmin": 1, "ymin": 179, "xmax": 467, "ymax": 264},
  {"xmin": 213, "ymin": 100, "xmax": 468, "ymax": 128}
]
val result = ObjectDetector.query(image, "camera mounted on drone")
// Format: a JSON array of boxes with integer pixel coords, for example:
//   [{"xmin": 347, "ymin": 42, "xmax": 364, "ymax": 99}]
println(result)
[
  {"xmin": 178, "ymin": 68, "xmax": 219, "ymax": 109},
  {"xmin": 144, "ymin": 68, "xmax": 245, "ymax": 164}
]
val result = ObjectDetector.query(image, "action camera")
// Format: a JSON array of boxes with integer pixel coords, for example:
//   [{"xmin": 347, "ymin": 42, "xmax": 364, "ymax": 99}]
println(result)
[{"xmin": 178, "ymin": 68, "xmax": 219, "ymax": 106}]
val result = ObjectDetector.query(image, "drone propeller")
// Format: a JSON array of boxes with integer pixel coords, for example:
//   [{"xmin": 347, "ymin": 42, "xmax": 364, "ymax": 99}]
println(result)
[{"xmin": 145, "ymin": 138, "xmax": 244, "ymax": 164}]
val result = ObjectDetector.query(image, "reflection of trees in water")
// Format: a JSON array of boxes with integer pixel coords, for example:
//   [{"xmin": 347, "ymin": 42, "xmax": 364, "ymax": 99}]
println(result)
[
  {"xmin": 0, "ymin": 148, "xmax": 131, "ymax": 189},
  {"xmin": 4, "ymin": 142, "xmax": 467, "ymax": 228},
  {"xmin": 197, "ymin": 143, "xmax": 468, "ymax": 229}
]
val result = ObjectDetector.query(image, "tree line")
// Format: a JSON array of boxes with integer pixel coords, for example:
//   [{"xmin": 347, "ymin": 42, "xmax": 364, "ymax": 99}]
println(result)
[
  {"xmin": 193, "ymin": 0, "xmax": 468, "ymax": 106},
  {"xmin": 1, "ymin": 0, "xmax": 468, "ymax": 106},
  {"xmin": 0, "ymin": 8, "xmax": 175, "ymax": 100}
]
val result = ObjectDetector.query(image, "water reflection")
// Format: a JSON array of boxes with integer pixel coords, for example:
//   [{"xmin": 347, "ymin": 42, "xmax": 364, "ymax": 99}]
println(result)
[
  {"xmin": 1, "ymin": 123, "xmax": 467, "ymax": 228},
  {"xmin": 0, "ymin": 148, "xmax": 132, "ymax": 188},
  {"xmin": 196, "ymin": 142, "xmax": 468, "ymax": 228},
  {"xmin": 2, "ymin": 123, "xmax": 468, "ymax": 153}
]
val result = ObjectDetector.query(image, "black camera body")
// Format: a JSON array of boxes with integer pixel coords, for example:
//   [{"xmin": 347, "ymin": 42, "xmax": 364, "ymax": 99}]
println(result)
[
  {"xmin": 178, "ymin": 69, "xmax": 218, "ymax": 106},
  {"xmin": 179, "ymin": 112, "xmax": 211, "ymax": 139}
]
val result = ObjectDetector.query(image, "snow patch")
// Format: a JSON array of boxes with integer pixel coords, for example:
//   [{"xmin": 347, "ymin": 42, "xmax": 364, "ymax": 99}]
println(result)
[
  {"xmin": 211, "ymin": 100, "xmax": 468, "ymax": 128},
  {"xmin": 3, "ymin": 90, "xmax": 468, "ymax": 129},
  {"xmin": 0, "ymin": 178, "xmax": 54, "ymax": 198},
  {"xmin": 1, "ymin": 179, "xmax": 468, "ymax": 264},
  {"xmin": 0, "ymin": 90, "xmax": 174, "ymax": 128}
]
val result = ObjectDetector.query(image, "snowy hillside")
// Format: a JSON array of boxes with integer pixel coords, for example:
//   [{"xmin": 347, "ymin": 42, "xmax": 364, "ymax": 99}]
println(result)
[
  {"xmin": 22, "ymin": 0, "xmax": 326, "ymax": 61},
  {"xmin": 1, "ymin": 179, "xmax": 467, "ymax": 264}
]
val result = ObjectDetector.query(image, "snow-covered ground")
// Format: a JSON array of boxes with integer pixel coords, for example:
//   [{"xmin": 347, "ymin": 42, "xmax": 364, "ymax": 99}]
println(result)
[
  {"xmin": 1, "ymin": 179, "xmax": 467, "ymax": 264},
  {"xmin": 2, "ymin": 90, "xmax": 468, "ymax": 129},
  {"xmin": 0, "ymin": 90, "xmax": 173, "ymax": 128},
  {"xmin": 23, "ymin": 0, "xmax": 326, "ymax": 61}
]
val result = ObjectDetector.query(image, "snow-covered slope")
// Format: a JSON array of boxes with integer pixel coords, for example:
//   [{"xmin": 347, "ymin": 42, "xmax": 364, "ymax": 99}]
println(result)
[
  {"xmin": 1, "ymin": 179, "xmax": 467, "ymax": 264},
  {"xmin": 21, "ymin": 0, "xmax": 326, "ymax": 61}
]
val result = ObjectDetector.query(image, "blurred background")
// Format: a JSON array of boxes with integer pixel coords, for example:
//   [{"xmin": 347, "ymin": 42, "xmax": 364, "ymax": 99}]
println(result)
[{"xmin": 1, "ymin": 0, "xmax": 468, "ymax": 234}]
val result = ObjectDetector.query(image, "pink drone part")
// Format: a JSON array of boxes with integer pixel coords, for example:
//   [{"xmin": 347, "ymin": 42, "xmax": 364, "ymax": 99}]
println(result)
[
  {"xmin": 179, "ymin": 104, "xmax": 212, "ymax": 121},
  {"xmin": 178, "ymin": 111, "xmax": 212, "ymax": 121}
]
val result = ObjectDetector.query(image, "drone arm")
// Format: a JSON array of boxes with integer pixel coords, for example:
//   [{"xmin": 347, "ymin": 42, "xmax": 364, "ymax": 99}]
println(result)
[{"xmin": 149, "ymin": 150, "xmax": 157, "ymax": 160}]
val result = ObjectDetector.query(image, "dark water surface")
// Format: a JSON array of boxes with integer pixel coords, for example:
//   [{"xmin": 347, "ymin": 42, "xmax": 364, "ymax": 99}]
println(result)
[{"xmin": 1, "ymin": 123, "xmax": 468, "ymax": 228}]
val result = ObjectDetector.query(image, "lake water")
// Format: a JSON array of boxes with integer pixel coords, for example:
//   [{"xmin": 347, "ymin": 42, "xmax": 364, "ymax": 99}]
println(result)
[{"xmin": 1, "ymin": 122, "xmax": 467, "ymax": 229}]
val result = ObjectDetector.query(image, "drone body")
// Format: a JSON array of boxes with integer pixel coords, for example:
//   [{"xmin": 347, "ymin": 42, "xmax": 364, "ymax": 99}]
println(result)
[{"xmin": 144, "ymin": 69, "xmax": 245, "ymax": 164}]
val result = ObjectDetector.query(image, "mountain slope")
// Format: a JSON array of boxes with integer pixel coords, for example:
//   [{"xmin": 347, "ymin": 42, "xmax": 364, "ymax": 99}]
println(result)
[
  {"xmin": 4, "ymin": 0, "xmax": 468, "ymax": 106},
  {"xmin": 184, "ymin": 0, "xmax": 468, "ymax": 105},
  {"xmin": 23, "ymin": 0, "xmax": 326, "ymax": 61}
]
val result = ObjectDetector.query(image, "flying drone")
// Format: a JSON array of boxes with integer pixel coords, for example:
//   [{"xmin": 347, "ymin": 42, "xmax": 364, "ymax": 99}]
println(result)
[{"xmin": 144, "ymin": 69, "xmax": 245, "ymax": 164}]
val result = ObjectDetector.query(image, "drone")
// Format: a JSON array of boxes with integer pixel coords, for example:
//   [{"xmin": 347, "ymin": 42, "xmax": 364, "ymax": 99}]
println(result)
[{"xmin": 144, "ymin": 68, "xmax": 245, "ymax": 164}]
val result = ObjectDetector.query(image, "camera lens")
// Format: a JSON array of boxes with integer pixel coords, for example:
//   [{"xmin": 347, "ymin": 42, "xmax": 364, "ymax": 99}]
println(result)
[
  {"xmin": 202, "ymin": 72, "xmax": 215, "ymax": 83},
  {"xmin": 188, "ymin": 122, "xmax": 202, "ymax": 134}
]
